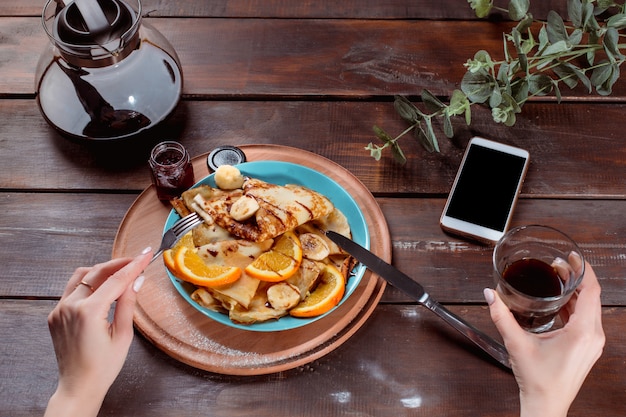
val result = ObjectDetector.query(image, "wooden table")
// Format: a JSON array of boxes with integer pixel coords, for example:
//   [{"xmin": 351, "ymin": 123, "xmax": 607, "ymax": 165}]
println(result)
[{"xmin": 2, "ymin": 1, "xmax": 625, "ymax": 415}]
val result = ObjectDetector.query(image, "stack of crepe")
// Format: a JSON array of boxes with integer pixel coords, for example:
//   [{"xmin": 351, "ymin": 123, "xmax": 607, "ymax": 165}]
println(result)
[{"xmin": 169, "ymin": 175, "xmax": 355, "ymax": 324}]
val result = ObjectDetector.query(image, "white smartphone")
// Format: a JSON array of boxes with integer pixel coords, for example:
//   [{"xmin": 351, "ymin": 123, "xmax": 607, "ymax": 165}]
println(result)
[{"xmin": 440, "ymin": 137, "xmax": 529, "ymax": 244}]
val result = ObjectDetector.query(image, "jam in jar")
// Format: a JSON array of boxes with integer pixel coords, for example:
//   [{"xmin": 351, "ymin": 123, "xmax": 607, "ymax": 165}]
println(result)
[{"xmin": 148, "ymin": 141, "xmax": 195, "ymax": 201}]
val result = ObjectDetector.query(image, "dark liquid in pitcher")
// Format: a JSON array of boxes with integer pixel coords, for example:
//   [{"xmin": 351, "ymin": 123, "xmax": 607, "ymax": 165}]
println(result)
[{"xmin": 39, "ymin": 0, "xmax": 152, "ymax": 139}]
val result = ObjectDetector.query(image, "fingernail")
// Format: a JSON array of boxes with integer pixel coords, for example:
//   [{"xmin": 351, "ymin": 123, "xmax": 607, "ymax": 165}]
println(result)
[
  {"xmin": 483, "ymin": 288, "xmax": 495, "ymax": 305},
  {"xmin": 133, "ymin": 275, "xmax": 145, "ymax": 292},
  {"xmin": 141, "ymin": 246, "xmax": 152, "ymax": 255}
]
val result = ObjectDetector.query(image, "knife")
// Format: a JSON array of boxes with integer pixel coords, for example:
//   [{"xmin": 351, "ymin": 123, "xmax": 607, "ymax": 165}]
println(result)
[{"xmin": 326, "ymin": 231, "xmax": 511, "ymax": 369}]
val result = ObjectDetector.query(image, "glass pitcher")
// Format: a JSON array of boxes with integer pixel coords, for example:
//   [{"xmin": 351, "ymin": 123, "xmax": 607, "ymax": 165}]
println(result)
[{"xmin": 35, "ymin": 0, "xmax": 183, "ymax": 141}]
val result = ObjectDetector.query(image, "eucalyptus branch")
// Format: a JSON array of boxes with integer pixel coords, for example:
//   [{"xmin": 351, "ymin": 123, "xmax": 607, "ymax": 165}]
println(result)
[{"xmin": 367, "ymin": 0, "xmax": 626, "ymax": 163}]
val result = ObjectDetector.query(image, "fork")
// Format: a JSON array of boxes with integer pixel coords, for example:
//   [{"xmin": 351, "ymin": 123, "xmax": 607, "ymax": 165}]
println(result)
[{"xmin": 150, "ymin": 212, "xmax": 204, "ymax": 263}]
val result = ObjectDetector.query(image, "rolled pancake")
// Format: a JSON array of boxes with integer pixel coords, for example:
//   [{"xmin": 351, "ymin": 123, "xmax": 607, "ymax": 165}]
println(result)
[{"xmin": 195, "ymin": 178, "xmax": 334, "ymax": 242}]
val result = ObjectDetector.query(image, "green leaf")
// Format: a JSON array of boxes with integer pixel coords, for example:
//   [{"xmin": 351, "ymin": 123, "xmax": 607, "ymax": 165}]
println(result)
[
  {"xmin": 580, "ymin": 1, "xmax": 596, "ymax": 32},
  {"xmin": 489, "ymin": 86, "xmax": 503, "ymax": 108},
  {"xmin": 568, "ymin": 28, "xmax": 582, "ymax": 46},
  {"xmin": 596, "ymin": 63, "xmax": 620, "ymax": 96},
  {"xmin": 511, "ymin": 29, "xmax": 528, "ymax": 73},
  {"xmin": 424, "ymin": 118, "xmax": 441, "ymax": 153},
  {"xmin": 415, "ymin": 119, "xmax": 440, "ymax": 153},
  {"xmin": 448, "ymin": 89, "xmax": 470, "ymax": 116},
  {"xmin": 491, "ymin": 93, "xmax": 520, "ymax": 127},
  {"xmin": 461, "ymin": 69, "xmax": 496, "ymax": 103},
  {"xmin": 393, "ymin": 96, "xmax": 419, "ymax": 124},
  {"xmin": 567, "ymin": 0, "xmax": 582, "ymax": 28},
  {"xmin": 504, "ymin": 111, "xmax": 517, "ymax": 126},
  {"xmin": 603, "ymin": 27, "xmax": 624, "ymax": 62},
  {"xmin": 421, "ymin": 89, "xmax": 446, "ymax": 113},
  {"xmin": 587, "ymin": 30, "xmax": 599, "ymax": 66},
  {"xmin": 468, "ymin": 0, "xmax": 493, "ymax": 18},
  {"xmin": 541, "ymin": 40, "xmax": 570, "ymax": 57},
  {"xmin": 467, "ymin": 50, "xmax": 494, "ymax": 73},
  {"xmin": 552, "ymin": 63, "xmax": 578, "ymax": 89},
  {"xmin": 464, "ymin": 105, "xmax": 472, "ymax": 126},
  {"xmin": 515, "ymin": 12, "xmax": 534, "ymax": 34},
  {"xmin": 508, "ymin": 0, "xmax": 529, "ymax": 21},
  {"xmin": 496, "ymin": 62, "xmax": 510, "ymax": 85},
  {"xmin": 596, "ymin": 0, "xmax": 613, "ymax": 12},
  {"xmin": 503, "ymin": 92, "xmax": 521, "ymax": 114},
  {"xmin": 520, "ymin": 29, "xmax": 536, "ymax": 56},
  {"xmin": 553, "ymin": 80, "xmax": 562, "ymax": 103},
  {"xmin": 511, "ymin": 78, "xmax": 529, "ymax": 104},
  {"xmin": 528, "ymin": 74, "xmax": 553, "ymax": 96},
  {"xmin": 547, "ymin": 10, "xmax": 568, "ymax": 43},
  {"xmin": 364, "ymin": 143, "xmax": 383, "ymax": 161},
  {"xmin": 391, "ymin": 142, "xmax": 407, "ymax": 164},
  {"xmin": 553, "ymin": 62, "xmax": 592, "ymax": 92},
  {"xmin": 585, "ymin": 8, "xmax": 601, "ymax": 33},
  {"xmin": 538, "ymin": 25, "xmax": 549, "ymax": 51},
  {"xmin": 373, "ymin": 125, "xmax": 394, "ymax": 144},
  {"xmin": 443, "ymin": 113, "xmax": 454, "ymax": 138},
  {"xmin": 415, "ymin": 127, "xmax": 435, "ymax": 153},
  {"xmin": 591, "ymin": 62, "xmax": 613, "ymax": 89},
  {"xmin": 607, "ymin": 13, "xmax": 626, "ymax": 30}
]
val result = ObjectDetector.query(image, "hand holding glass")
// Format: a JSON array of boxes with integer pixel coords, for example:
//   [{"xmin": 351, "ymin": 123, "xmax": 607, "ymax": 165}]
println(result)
[{"xmin": 493, "ymin": 225, "xmax": 584, "ymax": 333}]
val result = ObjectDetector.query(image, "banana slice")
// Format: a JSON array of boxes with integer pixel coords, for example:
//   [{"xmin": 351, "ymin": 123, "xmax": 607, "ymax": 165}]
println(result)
[
  {"xmin": 229, "ymin": 194, "xmax": 260, "ymax": 221},
  {"xmin": 299, "ymin": 233, "xmax": 330, "ymax": 261},
  {"xmin": 214, "ymin": 165, "xmax": 245, "ymax": 190},
  {"xmin": 267, "ymin": 282, "xmax": 301, "ymax": 310}
]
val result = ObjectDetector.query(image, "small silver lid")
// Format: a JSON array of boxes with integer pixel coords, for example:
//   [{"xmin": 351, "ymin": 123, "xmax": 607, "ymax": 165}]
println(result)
[{"xmin": 207, "ymin": 146, "xmax": 246, "ymax": 171}]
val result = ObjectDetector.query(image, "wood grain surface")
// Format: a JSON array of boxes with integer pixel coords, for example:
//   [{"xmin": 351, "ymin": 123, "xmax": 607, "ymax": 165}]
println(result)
[{"xmin": 1, "ymin": 0, "xmax": 625, "ymax": 415}]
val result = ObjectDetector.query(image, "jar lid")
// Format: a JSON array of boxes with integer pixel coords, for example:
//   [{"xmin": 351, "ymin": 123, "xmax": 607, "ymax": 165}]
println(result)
[{"xmin": 207, "ymin": 146, "xmax": 247, "ymax": 171}]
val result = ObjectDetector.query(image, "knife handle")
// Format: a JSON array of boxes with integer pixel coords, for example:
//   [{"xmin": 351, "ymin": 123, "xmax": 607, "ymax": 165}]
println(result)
[{"xmin": 422, "ymin": 296, "xmax": 511, "ymax": 369}]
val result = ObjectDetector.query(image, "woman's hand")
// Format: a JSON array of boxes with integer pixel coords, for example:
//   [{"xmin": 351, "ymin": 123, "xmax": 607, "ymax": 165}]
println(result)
[
  {"xmin": 484, "ymin": 261, "xmax": 605, "ymax": 417},
  {"xmin": 44, "ymin": 247, "xmax": 152, "ymax": 417}
]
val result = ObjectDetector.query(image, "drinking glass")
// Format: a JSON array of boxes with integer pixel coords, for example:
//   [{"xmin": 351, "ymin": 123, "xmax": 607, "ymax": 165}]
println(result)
[{"xmin": 492, "ymin": 225, "xmax": 585, "ymax": 333}]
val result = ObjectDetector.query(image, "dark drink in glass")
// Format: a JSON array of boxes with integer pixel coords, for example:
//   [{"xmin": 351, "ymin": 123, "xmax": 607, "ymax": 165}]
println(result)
[
  {"xmin": 149, "ymin": 141, "xmax": 195, "ymax": 201},
  {"xmin": 493, "ymin": 225, "xmax": 584, "ymax": 333},
  {"xmin": 501, "ymin": 258, "xmax": 564, "ymax": 330}
]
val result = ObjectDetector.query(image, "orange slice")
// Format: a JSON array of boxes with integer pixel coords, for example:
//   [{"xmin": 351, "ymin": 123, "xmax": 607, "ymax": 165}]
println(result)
[
  {"xmin": 289, "ymin": 263, "xmax": 345, "ymax": 317},
  {"xmin": 244, "ymin": 231, "xmax": 303, "ymax": 282},
  {"xmin": 162, "ymin": 231, "xmax": 195, "ymax": 277},
  {"xmin": 173, "ymin": 246, "xmax": 242, "ymax": 287},
  {"xmin": 163, "ymin": 249, "xmax": 178, "ymax": 276}
]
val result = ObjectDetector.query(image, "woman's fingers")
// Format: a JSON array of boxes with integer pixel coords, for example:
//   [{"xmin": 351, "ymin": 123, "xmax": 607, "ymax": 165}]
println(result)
[
  {"xmin": 89, "ymin": 247, "xmax": 152, "ymax": 307},
  {"xmin": 110, "ymin": 274, "xmax": 146, "ymax": 347},
  {"xmin": 64, "ymin": 258, "xmax": 134, "ymax": 299},
  {"xmin": 483, "ymin": 288, "xmax": 527, "ymax": 352}
]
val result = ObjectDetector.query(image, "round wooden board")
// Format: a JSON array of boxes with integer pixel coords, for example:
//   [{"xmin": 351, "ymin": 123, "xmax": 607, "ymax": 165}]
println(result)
[{"xmin": 112, "ymin": 145, "xmax": 390, "ymax": 375}]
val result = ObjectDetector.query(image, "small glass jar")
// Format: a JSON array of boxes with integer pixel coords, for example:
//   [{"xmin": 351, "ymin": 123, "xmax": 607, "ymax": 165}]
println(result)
[{"xmin": 148, "ymin": 141, "xmax": 195, "ymax": 201}]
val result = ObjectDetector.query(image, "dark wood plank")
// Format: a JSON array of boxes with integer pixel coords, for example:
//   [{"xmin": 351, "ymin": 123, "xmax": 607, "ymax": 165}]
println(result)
[
  {"xmin": 5, "ymin": 17, "xmax": 626, "ymax": 99},
  {"xmin": 2, "ymin": 193, "xmax": 625, "ymax": 306},
  {"xmin": 0, "ymin": 193, "xmax": 139, "ymax": 298},
  {"xmin": 380, "ymin": 197, "xmax": 626, "ymax": 306},
  {"xmin": 1, "ymin": 99, "xmax": 626, "ymax": 199},
  {"xmin": 0, "ymin": 0, "xmax": 569, "ymax": 19},
  {"xmin": 2, "ymin": 300, "xmax": 623, "ymax": 417}
]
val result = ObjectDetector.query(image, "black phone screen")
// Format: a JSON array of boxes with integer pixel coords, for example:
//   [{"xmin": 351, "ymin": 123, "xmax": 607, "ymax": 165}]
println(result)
[{"xmin": 445, "ymin": 144, "xmax": 527, "ymax": 232}]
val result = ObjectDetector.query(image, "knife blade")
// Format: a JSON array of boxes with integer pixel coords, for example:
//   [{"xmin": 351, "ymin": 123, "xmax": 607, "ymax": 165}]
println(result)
[{"xmin": 326, "ymin": 230, "xmax": 511, "ymax": 369}]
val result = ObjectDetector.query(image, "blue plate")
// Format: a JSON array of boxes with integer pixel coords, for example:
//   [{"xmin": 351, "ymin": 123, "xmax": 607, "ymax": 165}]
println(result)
[{"xmin": 164, "ymin": 161, "xmax": 369, "ymax": 332}]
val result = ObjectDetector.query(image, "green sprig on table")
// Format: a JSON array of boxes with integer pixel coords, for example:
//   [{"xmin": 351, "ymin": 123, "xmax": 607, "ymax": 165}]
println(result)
[{"xmin": 367, "ymin": 0, "xmax": 626, "ymax": 164}]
